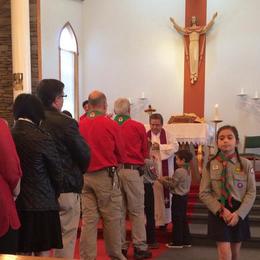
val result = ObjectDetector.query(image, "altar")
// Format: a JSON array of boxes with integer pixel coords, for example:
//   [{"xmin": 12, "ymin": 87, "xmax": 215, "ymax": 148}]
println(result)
[
  {"xmin": 145, "ymin": 123, "xmax": 214, "ymax": 183},
  {"xmin": 145, "ymin": 123, "xmax": 214, "ymax": 145}
]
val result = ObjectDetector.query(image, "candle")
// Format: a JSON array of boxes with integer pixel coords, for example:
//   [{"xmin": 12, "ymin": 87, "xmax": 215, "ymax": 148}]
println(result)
[
  {"xmin": 128, "ymin": 97, "xmax": 132, "ymax": 104},
  {"xmin": 254, "ymin": 91, "xmax": 259, "ymax": 99},
  {"xmin": 214, "ymin": 104, "xmax": 219, "ymax": 120},
  {"xmin": 240, "ymin": 88, "xmax": 245, "ymax": 95},
  {"xmin": 141, "ymin": 92, "xmax": 145, "ymax": 99}
]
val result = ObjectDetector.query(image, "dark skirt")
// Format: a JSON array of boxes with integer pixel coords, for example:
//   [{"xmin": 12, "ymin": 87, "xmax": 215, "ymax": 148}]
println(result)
[
  {"xmin": 208, "ymin": 198, "xmax": 250, "ymax": 242},
  {"xmin": 0, "ymin": 227, "xmax": 18, "ymax": 254},
  {"xmin": 18, "ymin": 210, "xmax": 63, "ymax": 252}
]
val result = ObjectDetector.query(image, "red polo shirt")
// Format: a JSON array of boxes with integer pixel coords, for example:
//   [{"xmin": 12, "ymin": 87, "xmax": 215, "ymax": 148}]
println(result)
[
  {"xmin": 79, "ymin": 114, "xmax": 125, "ymax": 172},
  {"xmin": 79, "ymin": 113, "xmax": 87, "ymax": 122},
  {"xmin": 118, "ymin": 118, "xmax": 148, "ymax": 165}
]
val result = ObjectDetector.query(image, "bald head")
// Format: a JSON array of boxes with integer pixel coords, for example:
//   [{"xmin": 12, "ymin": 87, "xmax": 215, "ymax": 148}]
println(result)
[{"xmin": 88, "ymin": 90, "xmax": 107, "ymax": 112}]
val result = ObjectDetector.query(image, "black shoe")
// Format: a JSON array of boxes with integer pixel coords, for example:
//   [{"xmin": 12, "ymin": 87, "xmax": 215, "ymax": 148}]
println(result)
[
  {"xmin": 122, "ymin": 249, "xmax": 128, "ymax": 258},
  {"xmin": 134, "ymin": 248, "xmax": 152, "ymax": 259},
  {"xmin": 166, "ymin": 242, "xmax": 183, "ymax": 249}
]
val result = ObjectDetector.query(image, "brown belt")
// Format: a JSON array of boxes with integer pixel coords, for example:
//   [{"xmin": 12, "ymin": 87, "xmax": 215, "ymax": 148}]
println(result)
[{"xmin": 123, "ymin": 164, "xmax": 141, "ymax": 170}]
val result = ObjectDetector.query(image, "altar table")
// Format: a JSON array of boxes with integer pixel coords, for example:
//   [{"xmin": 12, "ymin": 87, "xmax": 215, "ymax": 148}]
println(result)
[
  {"xmin": 145, "ymin": 123, "xmax": 214, "ymax": 145},
  {"xmin": 145, "ymin": 123, "xmax": 214, "ymax": 183}
]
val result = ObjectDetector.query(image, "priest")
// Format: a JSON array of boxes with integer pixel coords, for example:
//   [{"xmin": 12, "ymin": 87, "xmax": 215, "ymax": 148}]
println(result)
[{"xmin": 147, "ymin": 113, "xmax": 179, "ymax": 227}]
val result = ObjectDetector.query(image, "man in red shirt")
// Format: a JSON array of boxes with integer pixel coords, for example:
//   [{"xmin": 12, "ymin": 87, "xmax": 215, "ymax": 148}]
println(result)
[
  {"xmin": 79, "ymin": 99, "xmax": 88, "ymax": 121},
  {"xmin": 114, "ymin": 98, "xmax": 152, "ymax": 259},
  {"xmin": 79, "ymin": 91, "xmax": 126, "ymax": 260}
]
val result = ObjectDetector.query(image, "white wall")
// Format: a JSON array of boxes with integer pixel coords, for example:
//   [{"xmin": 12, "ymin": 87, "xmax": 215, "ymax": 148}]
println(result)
[
  {"xmin": 40, "ymin": 0, "xmax": 84, "ymax": 101},
  {"xmin": 206, "ymin": 0, "xmax": 260, "ymax": 147},
  {"xmin": 81, "ymin": 0, "xmax": 185, "ymax": 123},
  {"xmin": 41, "ymin": 0, "xmax": 260, "ymax": 145}
]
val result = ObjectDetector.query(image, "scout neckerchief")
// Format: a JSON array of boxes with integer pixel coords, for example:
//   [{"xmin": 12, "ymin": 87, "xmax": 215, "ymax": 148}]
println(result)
[
  {"xmin": 184, "ymin": 162, "xmax": 190, "ymax": 170},
  {"xmin": 147, "ymin": 128, "xmax": 170, "ymax": 208},
  {"xmin": 216, "ymin": 151, "xmax": 236, "ymax": 208},
  {"xmin": 114, "ymin": 115, "xmax": 130, "ymax": 125},
  {"xmin": 86, "ymin": 110, "xmax": 103, "ymax": 118}
]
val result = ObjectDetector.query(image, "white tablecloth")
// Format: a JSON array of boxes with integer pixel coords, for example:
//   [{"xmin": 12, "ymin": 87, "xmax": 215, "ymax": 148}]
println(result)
[{"xmin": 145, "ymin": 123, "xmax": 214, "ymax": 145}]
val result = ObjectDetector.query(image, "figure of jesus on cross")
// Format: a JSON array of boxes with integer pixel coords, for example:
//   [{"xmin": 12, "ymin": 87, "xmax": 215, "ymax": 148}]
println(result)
[{"xmin": 170, "ymin": 12, "xmax": 217, "ymax": 84}]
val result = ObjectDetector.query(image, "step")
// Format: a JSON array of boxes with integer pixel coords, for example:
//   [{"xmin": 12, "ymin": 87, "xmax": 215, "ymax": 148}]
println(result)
[{"xmin": 189, "ymin": 223, "xmax": 260, "ymax": 248}]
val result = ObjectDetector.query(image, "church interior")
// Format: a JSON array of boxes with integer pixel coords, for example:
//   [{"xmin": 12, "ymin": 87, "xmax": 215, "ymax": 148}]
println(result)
[{"xmin": 1, "ymin": 0, "xmax": 260, "ymax": 259}]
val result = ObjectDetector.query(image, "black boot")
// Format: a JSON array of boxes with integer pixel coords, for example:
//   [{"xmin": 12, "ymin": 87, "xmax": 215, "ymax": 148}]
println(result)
[{"xmin": 134, "ymin": 247, "xmax": 152, "ymax": 259}]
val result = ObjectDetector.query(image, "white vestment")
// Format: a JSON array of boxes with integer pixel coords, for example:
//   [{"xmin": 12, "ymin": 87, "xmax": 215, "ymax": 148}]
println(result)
[{"xmin": 150, "ymin": 130, "xmax": 179, "ymax": 226}]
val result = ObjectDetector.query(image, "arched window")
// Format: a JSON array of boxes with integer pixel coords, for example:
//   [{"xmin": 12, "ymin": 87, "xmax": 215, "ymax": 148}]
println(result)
[{"xmin": 59, "ymin": 22, "xmax": 79, "ymax": 119}]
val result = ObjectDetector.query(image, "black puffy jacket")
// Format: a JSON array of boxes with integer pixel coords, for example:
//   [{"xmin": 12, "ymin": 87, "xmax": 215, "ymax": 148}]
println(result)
[
  {"xmin": 41, "ymin": 107, "xmax": 90, "ymax": 193},
  {"xmin": 12, "ymin": 120, "xmax": 63, "ymax": 211}
]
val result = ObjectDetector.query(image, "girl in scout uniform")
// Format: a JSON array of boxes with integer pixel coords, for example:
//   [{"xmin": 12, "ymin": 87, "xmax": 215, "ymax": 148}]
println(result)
[{"xmin": 199, "ymin": 125, "xmax": 256, "ymax": 260}]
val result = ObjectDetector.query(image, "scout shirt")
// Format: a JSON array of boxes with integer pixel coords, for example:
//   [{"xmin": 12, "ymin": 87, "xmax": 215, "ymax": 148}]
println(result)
[
  {"xmin": 79, "ymin": 112, "xmax": 125, "ymax": 172},
  {"xmin": 199, "ymin": 156, "xmax": 256, "ymax": 220},
  {"xmin": 160, "ymin": 167, "xmax": 191, "ymax": 196},
  {"xmin": 117, "ymin": 118, "xmax": 148, "ymax": 165}
]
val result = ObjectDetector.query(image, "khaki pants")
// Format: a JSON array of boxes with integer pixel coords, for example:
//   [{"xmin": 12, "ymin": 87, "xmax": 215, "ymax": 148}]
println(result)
[
  {"xmin": 53, "ymin": 192, "xmax": 81, "ymax": 259},
  {"xmin": 80, "ymin": 169, "xmax": 126, "ymax": 260},
  {"xmin": 119, "ymin": 169, "xmax": 148, "ymax": 251}
]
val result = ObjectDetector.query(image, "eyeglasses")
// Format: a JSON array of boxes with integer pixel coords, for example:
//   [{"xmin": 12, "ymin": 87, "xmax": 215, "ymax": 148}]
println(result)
[{"xmin": 58, "ymin": 94, "xmax": 67, "ymax": 98}]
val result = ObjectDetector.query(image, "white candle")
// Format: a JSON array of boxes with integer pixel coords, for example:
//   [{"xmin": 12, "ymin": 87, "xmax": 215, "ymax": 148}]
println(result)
[
  {"xmin": 240, "ymin": 88, "xmax": 245, "ymax": 95},
  {"xmin": 128, "ymin": 97, "xmax": 132, "ymax": 104},
  {"xmin": 141, "ymin": 92, "xmax": 145, "ymax": 99},
  {"xmin": 254, "ymin": 91, "xmax": 259, "ymax": 99},
  {"xmin": 214, "ymin": 104, "xmax": 219, "ymax": 120}
]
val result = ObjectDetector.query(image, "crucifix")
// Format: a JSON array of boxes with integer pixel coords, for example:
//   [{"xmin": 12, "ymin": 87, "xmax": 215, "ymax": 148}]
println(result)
[{"xmin": 170, "ymin": 12, "xmax": 217, "ymax": 84}]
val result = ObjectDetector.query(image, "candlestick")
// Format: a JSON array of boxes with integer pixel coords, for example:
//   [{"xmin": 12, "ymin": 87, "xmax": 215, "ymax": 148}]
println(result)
[
  {"xmin": 211, "ymin": 119, "xmax": 223, "ymax": 142},
  {"xmin": 213, "ymin": 104, "xmax": 219, "ymax": 121}
]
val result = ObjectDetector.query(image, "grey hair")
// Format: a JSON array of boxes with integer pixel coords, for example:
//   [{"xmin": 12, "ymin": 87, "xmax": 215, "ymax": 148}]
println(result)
[{"xmin": 114, "ymin": 98, "xmax": 130, "ymax": 115}]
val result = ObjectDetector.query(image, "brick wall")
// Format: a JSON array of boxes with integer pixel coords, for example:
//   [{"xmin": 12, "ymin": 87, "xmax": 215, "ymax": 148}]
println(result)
[
  {"xmin": 0, "ymin": 0, "xmax": 13, "ymax": 123},
  {"xmin": 30, "ymin": 0, "xmax": 39, "ymax": 95},
  {"xmin": 0, "ymin": 0, "xmax": 39, "ymax": 124}
]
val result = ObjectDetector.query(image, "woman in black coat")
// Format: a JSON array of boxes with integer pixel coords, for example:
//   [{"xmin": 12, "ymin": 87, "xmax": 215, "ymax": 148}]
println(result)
[{"xmin": 12, "ymin": 94, "xmax": 63, "ymax": 256}]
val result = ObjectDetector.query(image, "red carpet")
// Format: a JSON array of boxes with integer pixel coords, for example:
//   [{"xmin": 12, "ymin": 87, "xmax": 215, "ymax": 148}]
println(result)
[{"xmin": 74, "ymin": 221, "xmax": 171, "ymax": 259}]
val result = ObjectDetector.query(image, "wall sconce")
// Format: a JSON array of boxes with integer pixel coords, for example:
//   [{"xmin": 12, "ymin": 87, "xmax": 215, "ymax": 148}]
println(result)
[
  {"xmin": 237, "ymin": 88, "xmax": 247, "ymax": 97},
  {"xmin": 13, "ymin": 73, "xmax": 23, "ymax": 91}
]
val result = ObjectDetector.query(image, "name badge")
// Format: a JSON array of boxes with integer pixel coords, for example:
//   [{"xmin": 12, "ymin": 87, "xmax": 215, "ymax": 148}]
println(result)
[{"xmin": 235, "ymin": 167, "xmax": 241, "ymax": 173}]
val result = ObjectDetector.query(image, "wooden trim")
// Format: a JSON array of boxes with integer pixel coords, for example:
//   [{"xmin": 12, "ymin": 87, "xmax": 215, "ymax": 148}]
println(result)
[
  {"xmin": 58, "ymin": 47, "xmax": 61, "ymax": 80},
  {"xmin": 58, "ymin": 23, "xmax": 79, "ymax": 118},
  {"xmin": 36, "ymin": 0, "xmax": 42, "ymax": 80},
  {"xmin": 74, "ymin": 53, "xmax": 79, "ymax": 120},
  {"xmin": 183, "ymin": 0, "xmax": 207, "ymax": 117}
]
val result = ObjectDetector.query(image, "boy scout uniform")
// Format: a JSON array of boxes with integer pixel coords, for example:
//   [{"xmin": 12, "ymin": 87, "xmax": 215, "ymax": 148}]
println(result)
[
  {"xmin": 199, "ymin": 157, "xmax": 256, "ymax": 219},
  {"xmin": 164, "ymin": 167, "xmax": 192, "ymax": 196}
]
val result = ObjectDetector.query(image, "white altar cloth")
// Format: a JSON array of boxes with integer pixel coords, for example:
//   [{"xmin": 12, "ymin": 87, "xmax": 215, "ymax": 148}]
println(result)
[{"xmin": 145, "ymin": 123, "xmax": 213, "ymax": 145}]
